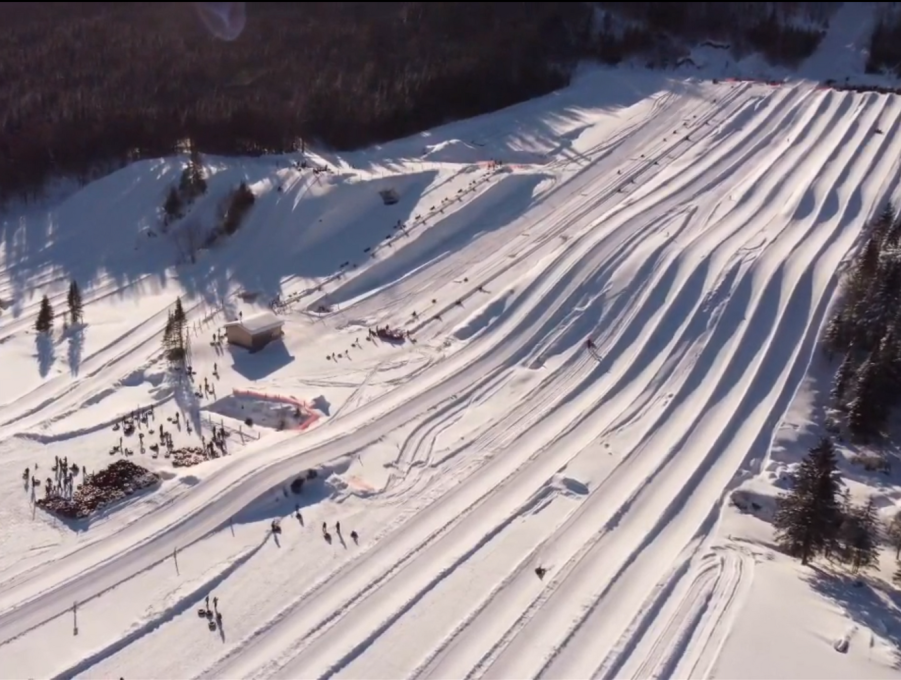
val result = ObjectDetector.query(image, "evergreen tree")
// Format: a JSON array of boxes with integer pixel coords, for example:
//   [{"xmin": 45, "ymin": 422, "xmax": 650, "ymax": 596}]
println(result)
[
  {"xmin": 35, "ymin": 295, "xmax": 54, "ymax": 333},
  {"xmin": 822, "ymin": 313, "xmax": 847, "ymax": 357},
  {"xmin": 66, "ymin": 280, "xmax": 83, "ymax": 325},
  {"xmin": 885, "ymin": 208, "xmax": 901, "ymax": 249},
  {"xmin": 830, "ymin": 350, "xmax": 855, "ymax": 406},
  {"xmin": 870, "ymin": 203, "xmax": 896, "ymax": 245},
  {"xmin": 163, "ymin": 186, "xmax": 183, "ymax": 223},
  {"xmin": 163, "ymin": 298, "xmax": 188, "ymax": 364},
  {"xmin": 179, "ymin": 146, "xmax": 207, "ymax": 201},
  {"xmin": 173, "ymin": 297, "xmax": 186, "ymax": 336},
  {"xmin": 887, "ymin": 510, "xmax": 901, "ymax": 561},
  {"xmin": 894, "ymin": 559, "xmax": 901, "ymax": 587},
  {"xmin": 773, "ymin": 437, "xmax": 843, "ymax": 565},
  {"xmin": 847, "ymin": 352, "xmax": 889, "ymax": 442},
  {"xmin": 162, "ymin": 311, "xmax": 174, "ymax": 352},
  {"xmin": 838, "ymin": 498, "xmax": 880, "ymax": 574},
  {"xmin": 189, "ymin": 146, "xmax": 206, "ymax": 194}
]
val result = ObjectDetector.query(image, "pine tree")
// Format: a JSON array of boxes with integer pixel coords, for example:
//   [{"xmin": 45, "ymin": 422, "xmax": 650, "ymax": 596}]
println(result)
[
  {"xmin": 189, "ymin": 146, "xmax": 207, "ymax": 195},
  {"xmin": 179, "ymin": 146, "xmax": 207, "ymax": 201},
  {"xmin": 773, "ymin": 437, "xmax": 843, "ymax": 565},
  {"xmin": 838, "ymin": 498, "xmax": 880, "ymax": 574},
  {"xmin": 162, "ymin": 311, "xmax": 174, "ymax": 351},
  {"xmin": 887, "ymin": 510, "xmax": 901, "ymax": 560},
  {"xmin": 163, "ymin": 186, "xmax": 183, "ymax": 223},
  {"xmin": 886, "ymin": 208, "xmax": 901, "ymax": 249},
  {"xmin": 830, "ymin": 350, "xmax": 855, "ymax": 406},
  {"xmin": 173, "ymin": 297, "xmax": 186, "ymax": 336},
  {"xmin": 847, "ymin": 352, "xmax": 889, "ymax": 442},
  {"xmin": 163, "ymin": 298, "xmax": 187, "ymax": 364},
  {"xmin": 162, "ymin": 311, "xmax": 183, "ymax": 363},
  {"xmin": 35, "ymin": 295, "xmax": 54, "ymax": 333},
  {"xmin": 871, "ymin": 202, "xmax": 896, "ymax": 245},
  {"xmin": 66, "ymin": 280, "xmax": 83, "ymax": 325}
]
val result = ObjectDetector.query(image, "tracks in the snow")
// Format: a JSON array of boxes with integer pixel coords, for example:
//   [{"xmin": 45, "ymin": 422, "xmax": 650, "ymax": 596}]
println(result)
[{"xmin": 4, "ymin": 81, "xmax": 901, "ymax": 680}]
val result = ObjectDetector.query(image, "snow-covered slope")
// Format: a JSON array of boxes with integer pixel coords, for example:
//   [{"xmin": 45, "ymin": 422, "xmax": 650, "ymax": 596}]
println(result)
[
  {"xmin": 0, "ymin": 64, "xmax": 900, "ymax": 679},
  {"xmin": 682, "ymin": 2, "xmax": 891, "ymax": 87}
]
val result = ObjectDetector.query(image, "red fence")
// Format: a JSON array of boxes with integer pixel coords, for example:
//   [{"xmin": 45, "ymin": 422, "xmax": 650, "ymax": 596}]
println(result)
[{"xmin": 231, "ymin": 388, "xmax": 322, "ymax": 431}]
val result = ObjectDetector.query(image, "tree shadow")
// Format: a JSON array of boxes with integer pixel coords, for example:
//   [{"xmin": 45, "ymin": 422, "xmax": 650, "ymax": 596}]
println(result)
[
  {"xmin": 171, "ymin": 367, "xmax": 202, "ymax": 435},
  {"xmin": 66, "ymin": 323, "xmax": 85, "ymax": 376},
  {"xmin": 34, "ymin": 332, "xmax": 55, "ymax": 377},
  {"xmin": 804, "ymin": 566, "xmax": 901, "ymax": 669},
  {"xmin": 1, "ymin": 68, "xmax": 685, "ymax": 323},
  {"xmin": 159, "ymin": 167, "xmax": 440, "ymax": 307}
]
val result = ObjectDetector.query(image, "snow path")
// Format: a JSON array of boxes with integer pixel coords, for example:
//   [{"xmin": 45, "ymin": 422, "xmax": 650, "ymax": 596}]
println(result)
[{"xmin": 1, "ymin": 73, "xmax": 901, "ymax": 680}]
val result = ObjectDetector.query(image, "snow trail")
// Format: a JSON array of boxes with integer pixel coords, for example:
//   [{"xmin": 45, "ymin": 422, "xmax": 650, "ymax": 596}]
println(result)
[{"xmin": 1, "ymin": 72, "xmax": 901, "ymax": 680}]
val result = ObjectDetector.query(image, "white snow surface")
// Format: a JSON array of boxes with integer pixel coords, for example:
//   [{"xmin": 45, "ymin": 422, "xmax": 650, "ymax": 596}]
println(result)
[{"xmin": 2, "ymin": 62, "xmax": 901, "ymax": 680}]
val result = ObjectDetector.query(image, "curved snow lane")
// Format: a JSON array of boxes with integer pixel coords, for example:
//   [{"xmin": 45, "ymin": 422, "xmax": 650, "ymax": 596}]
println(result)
[
  {"xmin": 4, "ymin": 80, "xmax": 901, "ymax": 680},
  {"xmin": 0, "ymin": 156, "xmax": 713, "ymax": 642}
]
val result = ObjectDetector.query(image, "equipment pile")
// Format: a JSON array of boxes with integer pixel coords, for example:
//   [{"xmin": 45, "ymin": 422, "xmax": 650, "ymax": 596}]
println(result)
[{"xmin": 36, "ymin": 460, "xmax": 160, "ymax": 519}]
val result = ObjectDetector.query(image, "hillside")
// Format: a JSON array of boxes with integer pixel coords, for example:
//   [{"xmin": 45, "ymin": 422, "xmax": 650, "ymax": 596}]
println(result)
[
  {"xmin": 3, "ymin": 2, "xmax": 899, "ymax": 208},
  {"xmin": 1, "ymin": 4, "xmax": 901, "ymax": 679},
  {"xmin": 1, "ymin": 57, "xmax": 901, "ymax": 680}
]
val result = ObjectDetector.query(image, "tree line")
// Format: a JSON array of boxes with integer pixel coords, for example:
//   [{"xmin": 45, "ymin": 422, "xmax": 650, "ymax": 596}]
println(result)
[
  {"xmin": 0, "ymin": 2, "xmax": 844, "ymax": 207},
  {"xmin": 867, "ymin": 3, "xmax": 901, "ymax": 76},
  {"xmin": 823, "ymin": 205, "xmax": 901, "ymax": 444},
  {"xmin": 0, "ymin": 2, "xmax": 587, "ymax": 206},
  {"xmin": 593, "ymin": 2, "xmax": 834, "ymax": 67},
  {"xmin": 774, "ymin": 202, "xmax": 901, "ymax": 584}
]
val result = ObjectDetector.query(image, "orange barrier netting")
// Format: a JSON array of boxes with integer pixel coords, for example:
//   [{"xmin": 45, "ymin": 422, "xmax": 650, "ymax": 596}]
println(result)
[{"xmin": 232, "ymin": 388, "xmax": 322, "ymax": 431}]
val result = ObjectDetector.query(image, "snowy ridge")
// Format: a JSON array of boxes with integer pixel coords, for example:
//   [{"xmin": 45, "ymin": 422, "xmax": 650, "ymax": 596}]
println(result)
[{"xmin": 0, "ymin": 65, "xmax": 900, "ymax": 678}]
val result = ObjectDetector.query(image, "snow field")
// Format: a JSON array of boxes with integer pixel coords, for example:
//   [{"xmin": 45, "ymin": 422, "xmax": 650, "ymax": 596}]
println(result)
[{"xmin": 0, "ymin": 64, "xmax": 900, "ymax": 679}]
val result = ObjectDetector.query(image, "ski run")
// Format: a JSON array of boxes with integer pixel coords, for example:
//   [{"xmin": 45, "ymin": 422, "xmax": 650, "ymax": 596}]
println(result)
[{"xmin": 1, "ymin": 67, "xmax": 901, "ymax": 680}]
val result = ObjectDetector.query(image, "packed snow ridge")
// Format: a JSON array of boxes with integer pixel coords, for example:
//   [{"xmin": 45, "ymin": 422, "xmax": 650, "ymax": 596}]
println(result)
[{"xmin": 2, "ymin": 67, "xmax": 901, "ymax": 680}]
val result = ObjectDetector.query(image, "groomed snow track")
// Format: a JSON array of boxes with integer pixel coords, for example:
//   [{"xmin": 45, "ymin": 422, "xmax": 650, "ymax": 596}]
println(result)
[{"xmin": 2, "ymin": 77, "xmax": 901, "ymax": 679}]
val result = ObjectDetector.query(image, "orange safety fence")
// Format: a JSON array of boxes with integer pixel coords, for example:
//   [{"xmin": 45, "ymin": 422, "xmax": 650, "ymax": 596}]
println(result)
[{"xmin": 232, "ymin": 388, "xmax": 322, "ymax": 431}]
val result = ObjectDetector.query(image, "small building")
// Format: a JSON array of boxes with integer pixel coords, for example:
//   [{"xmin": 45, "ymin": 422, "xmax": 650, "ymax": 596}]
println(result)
[{"xmin": 224, "ymin": 310, "xmax": 285, "ymax": 351}]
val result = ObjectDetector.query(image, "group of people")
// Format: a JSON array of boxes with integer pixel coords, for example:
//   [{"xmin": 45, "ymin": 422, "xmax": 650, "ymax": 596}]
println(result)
[{"xmin": 269, "ymin": 514, "xmax": 360, "ymax": 546}]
